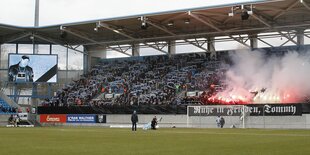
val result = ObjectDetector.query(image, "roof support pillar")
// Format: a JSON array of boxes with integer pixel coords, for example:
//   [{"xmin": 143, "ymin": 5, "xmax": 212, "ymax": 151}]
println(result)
[
  {"xmin": 207, "ymin": 37, "xmax": 216, "ymax": 59},
  {"xmin": 84, "ymin": 45, "xmax": 107, "ymax": 70},
  {"xmin": 132, "ymin": 43, "xmax": 140, "ymax": 56},
  {"xmin": 33, "ymin": 0, "xmax": 40, "ymax": 54},
  {"xmin": 249, "ymin": 34, "xmax": 258, "ymax": 49},
  {"xmin": 34, "ymin": 0, "xmax": 40, "ymax": 27},
  {"xmin": 168, "ymin": 40, "xmax": 176, "ymax": 56},
  {"xmin": 296, "ymin": 29, "xmax": 304, "ymax": 46},
  {"xmin": 83, "ymin": 46, "xmax": 89, "ymax": 74}
]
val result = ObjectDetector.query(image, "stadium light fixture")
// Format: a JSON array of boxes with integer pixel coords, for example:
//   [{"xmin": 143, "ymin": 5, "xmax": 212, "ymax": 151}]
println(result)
[
  {"xmin": 59, "ymin": 26, "xmax": 67, "ymax": 38},
  {"xmin": 184, "ymin": 19, "xmax": 190, "ymax": 24},
  {"xmin": 228, "ymin": 4, "xmax": 253, "ymax": 20},
  {"xmin": 94, "ymin": 21, "xmax": 102, "ymax": 32},
  {"xmin": 113, "ymin": 29, "xmax": 120, "ymax": 33},
  {"xmin": 247, "ymin": 4, "xmax": 253, "ymax": 15},
  {"xmin": 228, "ymin": 7, "xmax": 234, "ymax": 17},
  {"xmin": 141, "ymin": 22, "xmax": 148, "ymax": 30},
  {"xmin": 139, "ymin": 16, "xmax": 148, "ymax": 30},
  {"xmin": 241, "ymin": 10, "xmax": 249, "ymax": 20},
  {"xmin": 29, "ymin": 35, "xmax": 34, "ymax": 40},
  {"xmin": 60, "ymin": 31, "xmax": 67, "ymax": 39},
  {"xmin": 167, "ymin": 21, "xmax": 174, "ymax": 26},
  {"xmin": 94, "ymin": 21, "xmax": 110, "ymax": 32},
  {"xmin": 117, "ymin": 26, "xmax": 124, "ymax": 31}
]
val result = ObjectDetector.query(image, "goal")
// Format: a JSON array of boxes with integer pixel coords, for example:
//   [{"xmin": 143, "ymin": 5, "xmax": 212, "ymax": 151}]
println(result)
[{"xmin": 186, "ymin": 105, "xmax": 247, "ymax": 128}]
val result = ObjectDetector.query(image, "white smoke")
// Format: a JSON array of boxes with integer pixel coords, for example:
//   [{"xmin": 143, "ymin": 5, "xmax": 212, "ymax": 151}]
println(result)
[{"xmin": 218, "ymin": 49, "xmax": 310, "ymax": 103}]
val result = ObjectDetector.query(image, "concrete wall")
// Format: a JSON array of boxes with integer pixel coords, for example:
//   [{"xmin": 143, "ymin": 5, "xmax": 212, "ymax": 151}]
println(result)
[
  {"xmin": 0, "ymin": 114, "xmax": 10, "ymax": 126},
  {"xmin": 34, "ymin": 114, "xmax": 310, "ymax": 129},
  {"xmin": 106, "ymin": 114, "xmax": 188, "ymax": 128},
  {"xmin": 106, "ymin": 114, "xmax": 310, "ymax": 129},
  {"xmin": 245, "ymin": 115, "xmax": 307, "ymax": 129}
]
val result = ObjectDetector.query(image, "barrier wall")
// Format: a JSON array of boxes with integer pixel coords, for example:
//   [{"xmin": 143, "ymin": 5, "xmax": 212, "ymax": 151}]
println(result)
[
  {"xmin": 37, "ymin": 114, "xmax": 310, "ymax": 129},
  {"xmin": 0, "ymin": 114, "xmax": 10, "ymax": 126},
  {"xmin": 187, "ymin": 115, "xmax": 308, "ymax": 129},
  {"xmin": 105, "ymin": 114, "xmax": 309, "ymax": 129}
]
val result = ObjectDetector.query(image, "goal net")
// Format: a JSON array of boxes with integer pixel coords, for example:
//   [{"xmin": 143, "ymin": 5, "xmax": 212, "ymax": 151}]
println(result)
[{"xmin": 187, "ymin": 105, "xmax": 248, "ymax": 128}]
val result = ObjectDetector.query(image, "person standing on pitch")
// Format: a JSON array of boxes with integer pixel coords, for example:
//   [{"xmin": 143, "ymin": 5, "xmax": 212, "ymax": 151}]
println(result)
[
  {"xmin": 131, "ymin": 110, "xmax": 138, "ymax": 131},
  {"xmin": 216, "ymin": 116, "xmax": 221, "ymax": 128},
  {"xmin": 220, "ymin": 116, "xmax": 225, "ymax": 128}
]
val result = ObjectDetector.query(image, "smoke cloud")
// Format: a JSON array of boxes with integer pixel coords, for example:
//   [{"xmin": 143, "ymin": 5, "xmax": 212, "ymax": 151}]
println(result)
[{"xmin": 218, "ymin": 49, "xmax": 310, "ymax": 103}]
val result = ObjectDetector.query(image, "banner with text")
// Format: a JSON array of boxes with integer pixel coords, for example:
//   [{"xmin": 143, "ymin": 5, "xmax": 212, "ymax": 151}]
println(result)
[
  {"xmin": 40, "ymin": 114, "xmax": 67, "ymax": 123},
  {"xmin": 248, "ymin": 104, "xmax": 302, "ymax": 116},
  {"xmin": 188, "ymin": 105, "xmax": 243, "ymax": 116},
  {"xmin": 66, "ymin": 114, "xmax": 96, "ymax": 123},
  {"xmin": 188, "ymin": 104, "xmax": 302, "ymax": 116}
]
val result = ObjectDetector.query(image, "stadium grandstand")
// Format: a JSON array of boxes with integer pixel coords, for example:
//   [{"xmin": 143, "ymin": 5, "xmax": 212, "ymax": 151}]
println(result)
[{"xmin": 1, "ymin": 0, "xmax": 310, "ymax": 129}]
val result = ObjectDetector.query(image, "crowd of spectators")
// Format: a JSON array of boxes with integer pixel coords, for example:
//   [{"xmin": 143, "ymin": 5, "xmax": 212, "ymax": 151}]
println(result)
[{"xmin": 42, "ymin": 52, "xmax": 228, "ymax": 107}]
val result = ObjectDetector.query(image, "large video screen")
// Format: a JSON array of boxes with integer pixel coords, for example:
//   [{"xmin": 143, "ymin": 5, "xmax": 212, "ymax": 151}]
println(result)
[{"xmin": 8, "ymin": 54, "xmax": 58, "ymax": 83}]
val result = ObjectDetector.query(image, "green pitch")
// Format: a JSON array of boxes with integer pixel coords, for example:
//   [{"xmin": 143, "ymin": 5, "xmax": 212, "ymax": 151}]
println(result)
[{"xmin": 0, "ymin": 127, "xmax": 310, "ymax": 155}]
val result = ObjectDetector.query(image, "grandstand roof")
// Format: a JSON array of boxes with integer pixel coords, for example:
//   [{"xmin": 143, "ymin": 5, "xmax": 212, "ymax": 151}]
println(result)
[{"xmin": 1, "ymin": 0, "xmax": 310, "ymax": 50}]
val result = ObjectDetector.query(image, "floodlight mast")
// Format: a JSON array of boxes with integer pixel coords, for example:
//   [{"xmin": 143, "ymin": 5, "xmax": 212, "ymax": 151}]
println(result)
[
  {"xmin": 34, "ymin": 0, "xmax": 40, "ymax": 27},
  {"xmin": 34, "ymin": 0, "xmax": 40, "ymax": 54}
]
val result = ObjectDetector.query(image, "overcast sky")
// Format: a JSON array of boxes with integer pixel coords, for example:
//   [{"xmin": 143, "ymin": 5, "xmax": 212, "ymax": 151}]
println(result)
[{"xmin": 0, "ymin": 0, "xmax": 262, "ymax": 26}]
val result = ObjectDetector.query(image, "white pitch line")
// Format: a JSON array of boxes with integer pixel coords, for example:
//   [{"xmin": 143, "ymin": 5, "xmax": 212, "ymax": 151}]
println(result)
[
  {"xmin": 159, "ymin": 130, "xmax": 310, "ymax": 137},
  {"xmin": 42, "ymin": 128, "xmax": 310, "ymax": 137}
]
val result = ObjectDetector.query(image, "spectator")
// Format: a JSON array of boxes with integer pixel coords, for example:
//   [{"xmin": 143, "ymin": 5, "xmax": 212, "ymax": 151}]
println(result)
[{"xmin": 131, "ymin": 110, "xmax": 138, "ymax": 131}]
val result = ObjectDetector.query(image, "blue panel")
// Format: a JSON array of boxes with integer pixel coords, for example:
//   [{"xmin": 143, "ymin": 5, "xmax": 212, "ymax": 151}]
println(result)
[{"xmin": 66, "ymin": 114, "xmax": 96, "ymax": 123}]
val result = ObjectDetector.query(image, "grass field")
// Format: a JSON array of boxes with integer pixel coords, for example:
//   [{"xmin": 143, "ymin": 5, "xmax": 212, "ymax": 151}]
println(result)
[{"xmin": 0, "ymin": 127, "xmax": 310, "ymax": 155}]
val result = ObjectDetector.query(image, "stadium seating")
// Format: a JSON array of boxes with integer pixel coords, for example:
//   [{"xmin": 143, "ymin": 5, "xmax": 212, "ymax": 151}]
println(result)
[
  {"xmin": 0, "ymin": 98, "xmax": 17, "ymax": 114},
  {"xmin": 41, "ymin": 52, "xmax": 224, "ymax": 108},
  {"xmin": 40, "ymin": 46, "xmax": 310, "ymax": 114}
]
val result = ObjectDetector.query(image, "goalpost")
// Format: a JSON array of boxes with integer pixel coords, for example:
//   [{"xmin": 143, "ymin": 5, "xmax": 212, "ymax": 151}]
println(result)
[{"xmin": 187, "ymin": 105, "xmax": 247, "ymax": 128}]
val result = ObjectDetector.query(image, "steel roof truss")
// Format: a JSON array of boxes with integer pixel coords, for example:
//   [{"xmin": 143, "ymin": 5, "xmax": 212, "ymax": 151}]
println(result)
[
  {"xmin": 273, "ymin": 0, "xmax": 300, "ymax": 20},
  {"xmin": 280, "ymin": 34, "xmax": 296, "ymax": 47},
  {"xmin": 98, "ymin": 22, "xmax": 135, "ymax": 40},
  {"xmin": 257, "ymin": 37, "xmax": 274, "ymax": 47},
  {"xmin": 60, "ymin": 26, "xmax": 131, "ymax": 56},
  {"xmin": 99, "ymin": 21, "xmax": 169, "ymax": 54},
  {"xmin": 161, "ymin": 13, "xmax": 188, "ymax": 24},
  {"xmin": 0, "ymin": 32, "xmax": 31, "ymax": 44},
  {"xmin": 144, "ymin": 42, "xmax": 168, "ymax": 54},
  {"xmin": 33, "ymin": 33, "xmax": 86, "ymax": 55},
  {"xmin": 80, "ymin": 23, "xmax": 310, "ymax": 46},
  {"xmin": 301, "ymin": 0, "xmax": 310, "ymax": 11},
  {"xmin": 189, "ymin": 11, "xmax": 250, "ymax": 48},
  {"xmin": 251, "ymin": 13, "xmax": 299, "ymax": 45},
  {"xmin": 147, "ymin": 19, "xmax": 209, "ymax": 52}
]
